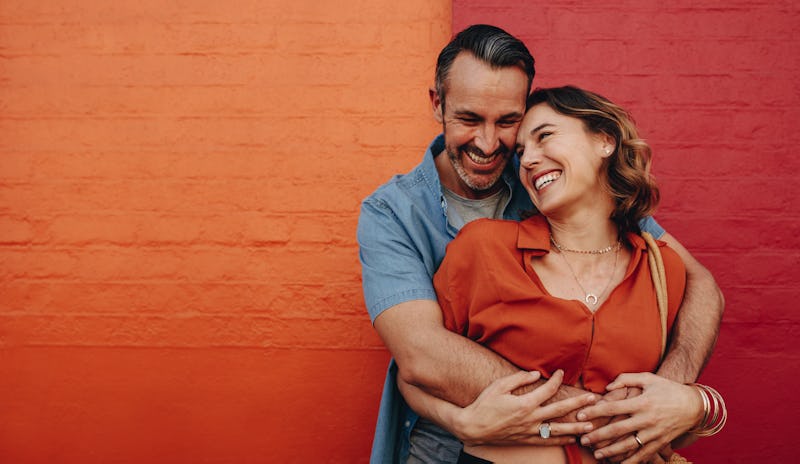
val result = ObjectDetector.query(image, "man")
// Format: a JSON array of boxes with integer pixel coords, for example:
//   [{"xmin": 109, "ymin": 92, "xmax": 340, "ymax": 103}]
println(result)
[{"xmin": 357, "ymin": 24, "xmax": 723, "ymax": 463}]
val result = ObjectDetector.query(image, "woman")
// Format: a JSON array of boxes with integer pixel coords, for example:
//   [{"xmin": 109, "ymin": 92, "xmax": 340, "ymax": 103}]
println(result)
[{"xmin": 399, "ymin": 86, "xmax": 725, "ymax": 463}]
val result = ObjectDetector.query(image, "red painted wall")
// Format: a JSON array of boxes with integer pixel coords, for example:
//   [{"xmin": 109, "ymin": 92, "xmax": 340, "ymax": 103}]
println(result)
[
  {"xmin": 0, "ymin": 1, "xmax": 449, "ymax": 462},
  {"xmin": 454, "ymin": 1, "xmax": 800, "ymax": 462}
]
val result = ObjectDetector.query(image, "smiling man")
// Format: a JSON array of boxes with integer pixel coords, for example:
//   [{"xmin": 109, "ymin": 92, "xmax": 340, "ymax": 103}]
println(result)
[
  {"xmin": 357, "ymin": 24, "xmax": 723, "ymax": 464},
  {"xmin": 433, "ymin": 50, "xmax": 527, "ymax": 198}
]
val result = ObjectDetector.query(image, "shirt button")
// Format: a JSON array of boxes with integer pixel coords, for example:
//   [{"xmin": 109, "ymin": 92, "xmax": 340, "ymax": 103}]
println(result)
[{"xmin": 404, "ymin": 421, "xmax": 411, "ymax": 428}]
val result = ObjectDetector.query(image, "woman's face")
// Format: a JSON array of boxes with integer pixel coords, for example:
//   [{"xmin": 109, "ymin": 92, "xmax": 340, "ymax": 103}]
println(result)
[{"xmin": 515, "ymin": 103, "xmax": 613, "ymax": 217}]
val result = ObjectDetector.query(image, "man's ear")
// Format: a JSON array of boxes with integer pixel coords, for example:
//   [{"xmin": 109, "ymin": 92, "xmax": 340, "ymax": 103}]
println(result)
[{"xmin": 429, "ymin": 87, "xmax": 443, "ymax": 124}]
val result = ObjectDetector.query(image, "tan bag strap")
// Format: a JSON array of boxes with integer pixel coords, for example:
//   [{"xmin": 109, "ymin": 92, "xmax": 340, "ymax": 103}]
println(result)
[
  {"xmin": 642, "ymin": 231, "xmax": 668, "ymax": 359},
  {"xmin": 641, "ymin": 234, "xmax": 694, "ymax": 464}
]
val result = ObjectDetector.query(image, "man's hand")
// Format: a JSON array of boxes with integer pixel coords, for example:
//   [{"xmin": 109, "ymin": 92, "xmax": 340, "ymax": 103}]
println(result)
[
  {"xmin": 584, "ymin": 387, "xmax": 636, "ymax": 453},
  {"xmin": 398, "ymin": 369, "xmax": 599, "ymax": 447},
  {"xmin": 451, "ymin": 370, "xmax": 599, "ymax": 446},
  {"xmin": 577, "ymin": 373, "xmax": 704, "ymax": 464}
]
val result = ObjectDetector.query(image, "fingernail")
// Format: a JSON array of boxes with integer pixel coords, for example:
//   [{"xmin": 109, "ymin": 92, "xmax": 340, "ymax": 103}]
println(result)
[
  {"xmin": 577, "ymin": 412, "xmax": 586, "ymax": 420},
  {"xmin": 581, "ymin": 436, "xmax": 590, "ymax": 445},
  {"xmin": 594, "ymin": 451, "xmax": 603, "ymax": 459},
  {"xmin": 583, "ymin": 423, "xmax": 593, "ymax": 432}
]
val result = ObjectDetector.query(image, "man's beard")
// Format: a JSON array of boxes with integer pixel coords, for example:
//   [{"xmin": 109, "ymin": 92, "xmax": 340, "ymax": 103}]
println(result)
[{"xmin": 446, "ymin": 144, "xmax": 510, "ymax": 193}]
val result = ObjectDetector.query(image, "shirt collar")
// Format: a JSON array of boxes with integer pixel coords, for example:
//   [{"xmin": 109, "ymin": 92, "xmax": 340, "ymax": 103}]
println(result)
[
  {"xmin": 517, "ymin": 214, "xmax": 551, "ymax": 251},
  {"xmin": 419, "ymin": 134, "xmax": 446, "ymax": 207}
]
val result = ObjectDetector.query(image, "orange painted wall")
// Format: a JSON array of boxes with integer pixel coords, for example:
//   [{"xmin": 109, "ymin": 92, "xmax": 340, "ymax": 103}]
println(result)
[{"xmin": 0, "ymin": 1, "xmax": 450, "ymax": 462}]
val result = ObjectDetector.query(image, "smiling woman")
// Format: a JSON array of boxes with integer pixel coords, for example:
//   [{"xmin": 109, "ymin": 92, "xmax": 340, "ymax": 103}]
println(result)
[{"xmin": 519, "ymin": 86, "xmax": 660, "ymax": 234}]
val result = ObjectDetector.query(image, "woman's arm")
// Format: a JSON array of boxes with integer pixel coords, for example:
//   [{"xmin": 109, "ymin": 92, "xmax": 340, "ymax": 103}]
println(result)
[{"xmin": 397, "ymin": 369, "xmax": 600, "ymax": 446}]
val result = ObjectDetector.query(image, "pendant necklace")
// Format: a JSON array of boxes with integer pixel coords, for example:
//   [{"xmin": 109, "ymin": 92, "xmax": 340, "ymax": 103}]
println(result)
[{"xmin": 551, "ymin": 235, "xmax": 620, "ymax": 307}]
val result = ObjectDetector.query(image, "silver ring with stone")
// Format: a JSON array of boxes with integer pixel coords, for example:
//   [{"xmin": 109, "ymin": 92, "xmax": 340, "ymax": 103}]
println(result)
[
  {"xmin": 634, "ymin": 433, "xmax": 644, "ymax": 448},
  {"xmin": 539, "ymin": 422, "xmax": 551, "ymax": 439}
]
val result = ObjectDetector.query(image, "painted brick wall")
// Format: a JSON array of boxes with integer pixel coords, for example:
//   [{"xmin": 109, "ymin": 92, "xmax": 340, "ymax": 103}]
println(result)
[
  {"xmin": 454, "ymin": 1, "xmax": 800, "ymax": 462},
  {"xmin": 0, "ymin": 1, "xmax": 449, "ymax": 462},
  {"xmin": 7, "ymin": 1, "xmax": 794, "ymax": 462}
]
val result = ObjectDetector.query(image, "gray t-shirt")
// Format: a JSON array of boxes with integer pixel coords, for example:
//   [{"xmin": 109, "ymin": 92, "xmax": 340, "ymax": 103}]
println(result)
[{"xmin": 442, "ymin": 185, "xmax": 509, "ymax": 223}]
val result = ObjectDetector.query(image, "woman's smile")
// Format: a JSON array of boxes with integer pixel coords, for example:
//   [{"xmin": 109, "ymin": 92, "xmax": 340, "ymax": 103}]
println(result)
[{"xmin": 534, "ymin": 170, "xmax": 562, "ymax": 191}]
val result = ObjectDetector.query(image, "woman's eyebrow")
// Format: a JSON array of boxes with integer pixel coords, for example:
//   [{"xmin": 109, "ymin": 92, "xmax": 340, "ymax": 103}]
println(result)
[{"xmin": 528, "ymin": 123, "xmax": 554, "ymax": 135}]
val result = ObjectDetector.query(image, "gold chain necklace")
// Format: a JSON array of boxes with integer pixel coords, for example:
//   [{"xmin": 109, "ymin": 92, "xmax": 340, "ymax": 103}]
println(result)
[
  {"xmin": 550, "ymin": 235, "xmax": 621, "ymax": 255},
  {"xmin": 554, "ymin": 239, "xmax": 620, "ymax": 307}
]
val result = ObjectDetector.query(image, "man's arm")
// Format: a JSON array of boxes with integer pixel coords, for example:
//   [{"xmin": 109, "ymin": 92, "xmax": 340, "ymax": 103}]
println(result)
[
  {"xmin": 374, "ymin": 299, "xmax": 590, "ymax": 408},
  {"xmin": 656, "ymin": 232, "xmax": 724, "ymax": 382},
  {"xmin": 374, "ymin": 299, "xmax": 514, "ymax": 407},
  {"xmin": 357, "ymin": 197, "xmax": 523, "ymax": 406},
  {"xmin": 358, "ymin": 197, "xmax": 592, "ymax": 443}
]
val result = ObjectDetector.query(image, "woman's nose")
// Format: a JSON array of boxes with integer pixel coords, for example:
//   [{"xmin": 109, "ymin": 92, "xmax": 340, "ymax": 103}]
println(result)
[{"xmin": 518, "ymin": 144, "xmax": 541, "ymax": 168}]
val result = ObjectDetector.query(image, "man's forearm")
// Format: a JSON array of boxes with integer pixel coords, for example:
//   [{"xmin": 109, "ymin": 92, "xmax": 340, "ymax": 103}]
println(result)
[
  {"xmin": 399, "ymin": 323, "xmax": 521, "ymax": 406},
  {"xmin": 375, "ymin": 299, "xmax": 589, "ymax": 407},
  {"xmin": 657, "ymin": 271, "xmax": 723, "ymax": 382},
  {"xmin": 375, "ymin": 300, "xmax": 513, "ymax": 406},
  {"xmin": 403, "ymin": 328, "xmax": 590, "ymax": 406},
  {"xmin": 657, "ymin": 233, "xmax": 725, "ymax": 383},
  {"xmin": 398, "ymin": 376, "xmax": 463, "ymax": 434}
]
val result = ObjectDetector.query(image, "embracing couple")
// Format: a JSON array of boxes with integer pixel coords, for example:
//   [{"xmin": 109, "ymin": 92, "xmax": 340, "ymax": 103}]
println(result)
[{"xmin": 358, "ymin": 25, "xmax": 726, "ymax": 464}]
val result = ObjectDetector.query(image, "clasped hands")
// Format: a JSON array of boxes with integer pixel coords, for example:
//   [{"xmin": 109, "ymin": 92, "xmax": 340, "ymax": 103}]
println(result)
[{"xmin": 454, "ymin": 370, "xmax": 695, "ymax": 464}]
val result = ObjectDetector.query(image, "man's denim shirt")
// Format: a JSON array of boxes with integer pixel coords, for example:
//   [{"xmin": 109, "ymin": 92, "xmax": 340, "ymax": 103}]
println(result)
[{"xmin": 357, "ymin": 134, "xmax": 664, "ymax": 463}]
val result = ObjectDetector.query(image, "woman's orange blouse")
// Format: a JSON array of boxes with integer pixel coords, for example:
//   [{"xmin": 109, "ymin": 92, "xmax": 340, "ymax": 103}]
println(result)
[{"xmin": 434, "ymin": 214, "xmax": 686, "ymax": 393}]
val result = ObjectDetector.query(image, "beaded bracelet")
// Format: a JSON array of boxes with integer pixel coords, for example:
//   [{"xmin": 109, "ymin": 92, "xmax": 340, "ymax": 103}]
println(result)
[{"xmin": 689, "ymin": 383, "xmax": 727, "ymax": 436}]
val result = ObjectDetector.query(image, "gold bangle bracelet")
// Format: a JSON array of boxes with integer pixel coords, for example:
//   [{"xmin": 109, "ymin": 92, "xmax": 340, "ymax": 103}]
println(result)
[
  {"xmin": 688, "ymin": 384, "xmax": 710, "ymax": 433},
  {"xmin": 701, "ymin": 385, "xmax": 727, "ymax": 436},
  {"xmin": 690, "ymin": 383, "xmax": 727, "ymax": 437}
]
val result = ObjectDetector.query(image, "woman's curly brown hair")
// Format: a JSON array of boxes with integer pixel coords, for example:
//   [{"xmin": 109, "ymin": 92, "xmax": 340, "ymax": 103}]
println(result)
[{"xmin": 526, "ymin": 85, "xmax": 660, "ymax": 235}]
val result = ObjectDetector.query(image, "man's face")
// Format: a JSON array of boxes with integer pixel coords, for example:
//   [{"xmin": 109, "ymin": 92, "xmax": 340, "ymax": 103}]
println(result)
[{"xmin": 432, "ymin": 52, "xmax": 528, "ymax": 199}]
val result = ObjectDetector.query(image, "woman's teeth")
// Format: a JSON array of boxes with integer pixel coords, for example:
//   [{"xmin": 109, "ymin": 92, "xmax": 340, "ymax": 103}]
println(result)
[{"xmin": 535, "ymin": 171, "xmax": 561, "ymax": 190}]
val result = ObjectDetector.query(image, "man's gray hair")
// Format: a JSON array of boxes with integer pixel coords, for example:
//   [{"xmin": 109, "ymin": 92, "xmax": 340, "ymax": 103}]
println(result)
[{"xmin": 434, "ymin": 24, "xmax": 535, "ymax": 109}]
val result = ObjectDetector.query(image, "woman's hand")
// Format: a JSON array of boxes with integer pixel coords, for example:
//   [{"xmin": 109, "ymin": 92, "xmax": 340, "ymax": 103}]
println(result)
[
  {"xmin": 454, "ymin": 369, "xmax": 599, "ymax": 446},
  {"xmin": 588, "ymin": 386, "xmax": 642, "ymax": 462},
  {"xmin": 576, "ymin": 373, "xmax": 703, "ymax": 463}
]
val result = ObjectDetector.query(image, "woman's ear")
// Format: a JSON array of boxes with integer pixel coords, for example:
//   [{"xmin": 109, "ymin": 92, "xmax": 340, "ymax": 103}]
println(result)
[
  {"xmin": 598, "ymin": 133, "xmax": 616, "ymax": 158},
  {"xmin": 430, "ymin": 87, "xmax": 444, "ymax": 124}
]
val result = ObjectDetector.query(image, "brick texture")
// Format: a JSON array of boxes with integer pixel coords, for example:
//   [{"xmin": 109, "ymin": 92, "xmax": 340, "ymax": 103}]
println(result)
[
  {"xmin": 455, "ymin": 1, "xmax": 799, "ymax": 462},
  {"xmin": 0, "ymin": 0, "xmax": 450, "ymax": 462}
]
